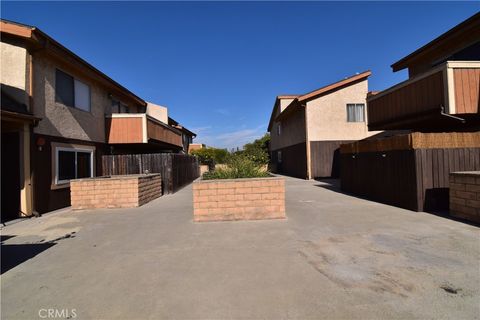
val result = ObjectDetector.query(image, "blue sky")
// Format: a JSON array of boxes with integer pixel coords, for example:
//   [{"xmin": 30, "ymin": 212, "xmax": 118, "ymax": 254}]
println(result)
[{"xmin": 2, "ymin": 2, "xmax": 478, "ymax": 149}]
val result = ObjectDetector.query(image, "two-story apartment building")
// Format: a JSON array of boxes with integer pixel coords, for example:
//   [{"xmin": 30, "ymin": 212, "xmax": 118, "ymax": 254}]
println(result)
[
  {"xmin": 340, "ymin": 12, "xmax": 479, "ymax": 214},
  {"xmin": 1, "ymin": 19, "xmax": 195, "ymax": 220},
  {"xmin": 268, "ymin": 71, "xmax": 378, "ymax": 179}
]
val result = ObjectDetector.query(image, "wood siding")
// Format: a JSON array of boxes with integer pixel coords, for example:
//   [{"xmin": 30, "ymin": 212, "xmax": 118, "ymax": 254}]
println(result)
[
  {"xmin": 102, "ymin": 153, "xmax": 199, "ymax": 194},
  {"xmin": 367, "ymin": 70, "xmax": 445, "ymax": 129},
  {"xmin": 32, "ymin": 134, "xmax": 106, "ymax": 214},
  {"xmin": 147, "ymin": 118, "xmax": 182, "ymax": 147},
  {"xmin": 310, "ymin": 141, "xmax": 354, "ymax": 178},
  {"xmin": 106, "ymin": 117, "xmax": 144, "ymax": 144},
  {"xmin": 454, "ymin": 68, "xmax": 480, "ymax": 114},
  {"xmin": 106, "ymin": 116, "xmax": 183, "ymax": 147},
  {"xmin": 271, "ymin": 142, "xmax": 307, "ymax": 179},
  {"xmin": 341, "ymin": 148, "xmax": 480, "ymax": 212}
]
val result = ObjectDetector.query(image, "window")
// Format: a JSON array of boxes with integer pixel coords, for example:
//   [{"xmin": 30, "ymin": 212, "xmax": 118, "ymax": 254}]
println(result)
[
  {"xmin": 111, "ymin": 99, "xmax": 129, "ymax": 113},
  {"xmin": 277, "ymin": 150, "xmax": 282, "ymax": 163},
  {"xmin": 347, "ymin": 103, "xmax": 365, "ymax": 122},
  {"xmin": 277, "ymin": 123, "xmax": 281, "ymax": 136},
  {"xmin": 55, "ymin": 147, "xmax": 93, "ymax": 184},
  {"xmin": 55, "ymin": 69, "xmax": 91, "ymax": 112},
  {"xmin": 120, "ymin": 103, "xmax": 128, "ymax": 113}
]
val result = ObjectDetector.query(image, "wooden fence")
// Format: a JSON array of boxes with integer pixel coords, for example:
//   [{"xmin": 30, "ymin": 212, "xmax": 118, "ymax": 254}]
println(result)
[
  {"xmin": 340, "ymin": 148, "xmax": 480, "ymax": 212},
  {"xmin": 102, "ymin": 153, "xmax": 199, "ymax": 194},
  {"xmin": 310, "ymin": 140, "xmax": 354, "ymax": 178}
]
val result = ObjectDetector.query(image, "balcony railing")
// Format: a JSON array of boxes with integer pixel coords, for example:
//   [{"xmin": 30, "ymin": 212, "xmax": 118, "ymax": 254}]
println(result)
[
  {"xmin": 106, "ymin": 113, "xmax": 182, "ymax": 147},
  {"xmin": 367, "ymin": 61, "xmax": 480, "ymax": 130}
]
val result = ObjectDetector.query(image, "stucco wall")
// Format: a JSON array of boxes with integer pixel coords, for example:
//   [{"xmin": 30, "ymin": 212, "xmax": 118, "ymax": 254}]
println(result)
[
  {"xmin": 33, "ymin": 53, "xmax": 112, "ymax": 143},
  {"xmin": 306, "ymin": 79, "xmax": 378, "ymax": 141},
  {"xmin": 279, "ymin": 98, "xmax": 295, "ymax": 113},
  {"xmin": 1, "ymin": 40, "xmax": 29, "ymax": 107},
  {"xmin": 146, "ymin": 102, "xmax": 168, "ymax": 124},
  {"xmin": 270, "ymin": 107, "xmax": 306, "ymax": 151}
]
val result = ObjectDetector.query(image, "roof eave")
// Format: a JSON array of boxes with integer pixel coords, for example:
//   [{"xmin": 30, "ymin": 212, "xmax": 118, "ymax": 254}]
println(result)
[{"xmin": 391, "ymin": 12, "xmax": 480, "ymax": 72}]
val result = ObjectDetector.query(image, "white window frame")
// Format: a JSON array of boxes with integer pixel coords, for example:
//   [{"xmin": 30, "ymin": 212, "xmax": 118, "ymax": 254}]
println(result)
[
  {"xmin": 55, "ymin": 147, "xmax": 94, "ymax": 185},
  {"xmin": 346, "ymin": 103, "xmax": 365, "ymax": 122}
]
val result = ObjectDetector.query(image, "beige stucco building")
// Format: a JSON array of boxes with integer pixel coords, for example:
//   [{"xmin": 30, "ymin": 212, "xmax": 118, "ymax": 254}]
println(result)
[
  {"xmin": 1, "ymin": 19, "xmax": 196, "ymax": 220},
  {"xmin": 268, "ymin": 71, "xmax": 378, "ymax": 179}
]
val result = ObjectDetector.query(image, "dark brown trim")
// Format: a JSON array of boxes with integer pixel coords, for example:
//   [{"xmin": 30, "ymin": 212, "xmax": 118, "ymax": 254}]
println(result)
[{"xmin": 1, "ymin": 110, "xmax": 41, "ymax": 124}]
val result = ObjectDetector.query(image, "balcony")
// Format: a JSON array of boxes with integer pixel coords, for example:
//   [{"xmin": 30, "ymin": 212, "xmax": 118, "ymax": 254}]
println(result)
[
  {"xmin": 367, "ymin": 61, "xmax": 480, "ymax": 130},
  {"xmin": 106, "ymin": 114, "xmax": 183, "ymax": 148}
]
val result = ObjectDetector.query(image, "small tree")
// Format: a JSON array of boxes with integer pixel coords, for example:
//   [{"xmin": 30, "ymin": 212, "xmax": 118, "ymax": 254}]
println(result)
[
  {"xmin": 242, "ymin": 133, "xmax": 270, "ymax": 165},
  {"xmin": 191, "ymin": 147, "xmax": 229, "ymax": 164}
]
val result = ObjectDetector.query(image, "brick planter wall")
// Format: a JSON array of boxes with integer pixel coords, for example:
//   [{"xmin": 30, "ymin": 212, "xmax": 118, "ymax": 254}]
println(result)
[
  {"xmin": 71, "ymin": 174, "xmax": 162, "ymax": 210},
  {"xmin": 449, "ymin": 171, "xmax": 480, "ymax": 223},
  {"xmin": 193, "ymin": 177, "xmax": 286, "ymax": 222}
]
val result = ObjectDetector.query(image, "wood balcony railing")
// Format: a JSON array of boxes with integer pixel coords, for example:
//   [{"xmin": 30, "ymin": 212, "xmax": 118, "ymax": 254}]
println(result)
[
  {"xmin": 106, "ymin": 114, "xmax": 182, "ymax": 147},
  {"xmin": 367, "ymin": 61, "xmax": 480, "ymax": 130}
]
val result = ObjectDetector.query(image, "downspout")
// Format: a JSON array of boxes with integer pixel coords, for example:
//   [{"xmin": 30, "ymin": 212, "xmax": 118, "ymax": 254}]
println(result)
[
  {"xmin": 303, "ymin": 102, "xmax": 311, "ymax": 180},
  {"xmin": 29, "ymin": 48, "xmax": 40, "ymax": 217},
  {"xmin": 440, "ymin": 105, "xmax": 466, "ymax": 123}
]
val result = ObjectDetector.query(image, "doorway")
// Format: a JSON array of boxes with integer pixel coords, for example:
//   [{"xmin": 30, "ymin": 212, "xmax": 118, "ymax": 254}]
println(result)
[{"xmin": 1, "ymin": 131, "xmax": 21, "ymax": 222}]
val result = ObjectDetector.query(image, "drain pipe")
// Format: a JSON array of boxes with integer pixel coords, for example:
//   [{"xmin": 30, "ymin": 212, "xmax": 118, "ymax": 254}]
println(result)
[{"xmin": 440, "ymin": 105, "xmax": 466, "ymax": 123}]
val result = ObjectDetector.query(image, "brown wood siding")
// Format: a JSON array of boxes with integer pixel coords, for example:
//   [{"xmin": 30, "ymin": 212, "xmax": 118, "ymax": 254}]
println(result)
[
  {"xmin": 271, "ymin": 142, "xmax": 307, "ymax": 179},
  {"xmin": 368, "ymin": 71, "xmax": 445, "ymax": 128},
  {"xmin": 32, "ymin": 134, "xmax": 106, "ymax": 214},
  {"xmin": 147, "ymin": 119, "xmax": 182, "ymax": 147},
  {"xmin": 310, "ymin": 141, "xmax": 354, "ymax": 178},
  {"xmin": 341, "ymin": 148, "xmax": 480, "ymax": 212},
  {"xmin": 102, "ymin": 153, "xmax": 199, "ymax": 194},
  {"xmin": 106, "ymin": 117, "xmax": 144, "ymax": 144},
  {"xmin": 454, "ymin": 68, "xmax": 480, "ymax": 114}
]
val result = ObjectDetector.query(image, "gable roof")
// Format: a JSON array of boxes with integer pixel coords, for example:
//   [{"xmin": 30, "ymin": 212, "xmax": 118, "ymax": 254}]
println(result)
[
  {"xmin": 297, "ymin": 70, "xmax": 371, "ymax": 102},
  {"xmin": 391, "ymin": 12, "xmax": 480, "ymax": 72},
  {"xmin": 267, "ymin": 71, "xmax": 371, "ymax": 130},
  {"xmin": 267, "ymin": 95, "xmax": 299, "ymax": 131},
  {"xmin": 0, "ymin": 19, "xmax": 146, "ymax": 107}
]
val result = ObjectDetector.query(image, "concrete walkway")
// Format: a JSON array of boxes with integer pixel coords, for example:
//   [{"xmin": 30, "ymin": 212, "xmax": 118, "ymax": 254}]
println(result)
[{"xmin": 1, "ymin": 176, "xmax": 479, "ymax": 319}]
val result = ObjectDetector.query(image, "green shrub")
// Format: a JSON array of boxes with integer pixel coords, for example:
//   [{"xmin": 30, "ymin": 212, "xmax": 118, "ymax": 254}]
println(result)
[
  {"xmin": 242, "ymin": 133, "xmax": 270, "ymax": 165},
  {"xmin": 191, "ymin": 147, "xmax": 229, "ymax": 164},
  {"xmin": 202, "ymin": 154, "xmax": 269, "ymax": 180}
]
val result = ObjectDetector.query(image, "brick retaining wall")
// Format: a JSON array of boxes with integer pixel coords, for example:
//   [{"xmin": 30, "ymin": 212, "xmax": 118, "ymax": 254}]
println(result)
[
  {"xmin": 193, "ymin": 177, "xmax": 286, "ymax": 222},
  {"xmin": 71, "ymin": 174, "xmax": 162, "ymax": 210},
  {"xmin": 449, "ymin": 171, "xmax": 480, "ymax": 223}
]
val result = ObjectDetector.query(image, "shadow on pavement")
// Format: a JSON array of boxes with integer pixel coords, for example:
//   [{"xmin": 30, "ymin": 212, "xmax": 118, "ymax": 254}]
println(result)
[
  {"xmin": 314, "ymin": 179, "xmax": 480, "ymax": 228},
  {"xmin": 1, "ymin": 242, "xmax": 56, "ymax": 274}
]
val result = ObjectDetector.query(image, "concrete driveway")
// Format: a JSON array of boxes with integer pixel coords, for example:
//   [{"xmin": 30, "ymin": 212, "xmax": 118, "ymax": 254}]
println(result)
[{"xmin": 1, "ymin": 176, "xmax": 479, "ymax": 319}]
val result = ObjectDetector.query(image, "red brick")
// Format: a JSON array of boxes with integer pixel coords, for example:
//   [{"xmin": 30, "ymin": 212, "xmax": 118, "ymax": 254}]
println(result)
[
  {"xmin": 234, "ymin": 194, "xmax": 244, "ymax": 201},
  {"xmin": 236, "ymin": 187, "xmax": 252, "ymax": 194},
  {"xmin": 453, "ymin": 190, "xmax": 477, "ymax": 200},
  {"xmin": 450, "ymin": 197, "xmax": 466, "ymax": 206},
  {"xmin": 244, "ymin": 193, "xmax": 261, "ymax": 201},
  {"xmin": 449, "ymin": 183, "xmax": 466, "ymax": 191},
  {"xmin": 270, "ymin": 186, "xmax": 284, "ymax": 193},
  {"xmin": 466, "ymin": 199, "xmax": 480, "ymax": 209},
  {"xmin": 217, "ymin": 188, "xmax": 234, "ymax": 195},
  {"xmin": 466, "ymin": 184, "xmax": 480, "ymax": 193},
  {"xmin": 199, "ymin": 189, "xmax": 217, "ymax": 196},
  {"xmin": 455, "ymin": 176, "xmax": 476, "ymax": 184}
]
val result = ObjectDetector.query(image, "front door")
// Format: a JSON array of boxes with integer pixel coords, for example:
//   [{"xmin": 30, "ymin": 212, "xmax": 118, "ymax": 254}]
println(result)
[{"xmin": 1, "ymin": 131, "xmax": 21, "ymax": 222}]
